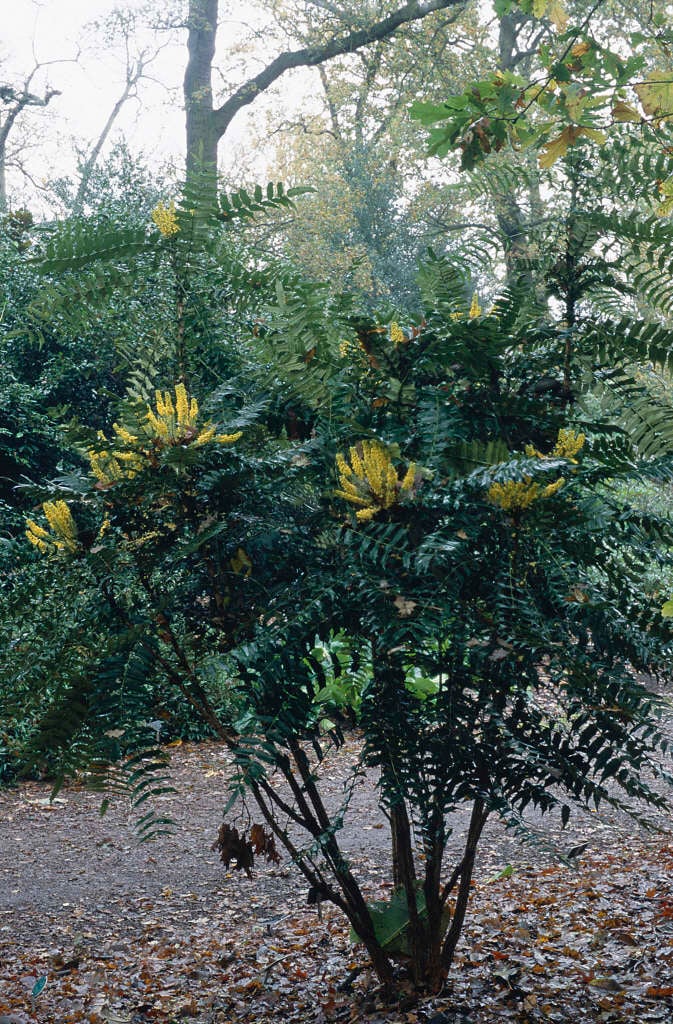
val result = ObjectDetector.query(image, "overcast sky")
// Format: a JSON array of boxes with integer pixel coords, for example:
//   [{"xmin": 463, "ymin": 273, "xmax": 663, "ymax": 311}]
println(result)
[
  {"xmin": 3, "ymin": 0, "xmax": 295, "ymax": 209},
  {"xmin": 7, "ymin": 1, "xmax": 185, "ymax": 186}
]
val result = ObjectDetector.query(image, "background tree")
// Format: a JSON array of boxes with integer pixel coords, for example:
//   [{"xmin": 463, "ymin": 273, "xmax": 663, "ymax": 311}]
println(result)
[
  {"xmin": 0, "ymin": 61, "xmax": 64, "ymax": 211},
  {"xmin": 74, "ymin": 5, "xmax": 175, "ymax": 213},
  {"xmin": 260, "ymin": 0, "xmax": 673, "ymax": 304},
  {"xmin": 183, "ymin": 0, "xmax": 472, "ymax": 204}
]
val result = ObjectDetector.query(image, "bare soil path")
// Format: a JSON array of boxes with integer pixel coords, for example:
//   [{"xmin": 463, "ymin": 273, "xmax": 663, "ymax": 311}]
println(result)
[{"xmin": 1, "ymin": 734, "xmax": 673, "ymax": 1024}]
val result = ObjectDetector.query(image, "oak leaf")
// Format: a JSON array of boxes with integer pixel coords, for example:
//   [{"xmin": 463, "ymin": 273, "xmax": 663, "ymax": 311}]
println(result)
[{"xmin": 635, "ymin": 71, "xmax": 673, "ymax": 120}]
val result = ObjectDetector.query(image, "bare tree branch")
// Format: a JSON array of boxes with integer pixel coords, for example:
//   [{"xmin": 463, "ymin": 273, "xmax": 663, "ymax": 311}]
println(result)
[
  {"xmin": 0, "ymin": 57, "xmax": 69, "ymax": 210},
  {"xmin": 184, "ymin": 0, "xmax": 468, "ymax": 196},
  {"xmin": 211, "ymin": 0, "xmax": 468, "ymax": 139}
]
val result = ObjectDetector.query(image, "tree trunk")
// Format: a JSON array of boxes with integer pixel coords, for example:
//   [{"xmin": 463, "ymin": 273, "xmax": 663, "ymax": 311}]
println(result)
[
  {"xmin": 0, "ymin": 143, "xmax": 7, "ymax": 213},
  {"xmin": 440, "ymin": 797, "xmax": 488, "ymax": 973},
  {"xmin": 184, "ymin": 0, "xmax": 219, "ymax": 204},
  {"xmin": 183, "ymin": 0, "xmax": 466, "ymax": 209}
]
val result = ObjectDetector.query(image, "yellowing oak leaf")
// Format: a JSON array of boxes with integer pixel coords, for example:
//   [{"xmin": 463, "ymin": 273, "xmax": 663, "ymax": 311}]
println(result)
[
  {"xmin": 547, "ymin": 1, "xmax": 568, "ymax": 30},
  {"xmin": 635, "ymin": 71, "xmax": 673, "ymax": 120},
  {"xmin": 612, "ymin": 101, "xmax": 641, "ymax": 123},
  {"xmin": 656, "ymin": 177, "xmax": 673, "ymax": 217},
  {"xmin": 539, "ymin": 129, "xmax": 572, "ymax": 168},
  {"xmin": 531, "ymin": 0, "xmax": 567, "ymax": 28},
  {"xmin": 538, "ymin": 126, "xmax": 606, "ymax": 168}
]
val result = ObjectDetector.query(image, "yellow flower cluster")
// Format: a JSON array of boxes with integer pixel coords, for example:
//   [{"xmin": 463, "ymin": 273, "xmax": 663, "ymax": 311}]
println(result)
[
  {"xmin": 88, "ymin": 384, "xmax": 242, "ymax": 485},
  {"xmin": 488, "ymin": 426, "xmax": 583, "ymax": 514},
  {"xmin": 487, "ymin": 476, "xmax": 565, "ymax": 512},
  {"xmin": 151, "ymin": 200, "xmax": 180, "ymax": 237},
  {"xmin": 525, "ymin": 427, "xmax": 586, "ymax": 464},
  {"xmin": 389, "ymin": 322, "xmax": 406, "ymax": 345},
  {"xmin": 144, "ymin": 384, "xmax": 242, "ymax": 448},
  {"xmin": 26, "ymin": 500, "xmax": 78, "ymax": 555},
  {"xmin": 552, "ymin": 427, "xmax": 586, "ymax": 462},
  {"xmin": 487, "ymin": 427, "xmax": 586, "ymax": 512},
  {"xmin": 335, "ymin": 440, "xmax": 416, "ymax": 523},
  {"xmin": 89, "ymin": 432, "xmax": 145, "ymax": 487},
  {"xmin": 450, "ymin": 293, "xmax": 483, "ymax": 321}
]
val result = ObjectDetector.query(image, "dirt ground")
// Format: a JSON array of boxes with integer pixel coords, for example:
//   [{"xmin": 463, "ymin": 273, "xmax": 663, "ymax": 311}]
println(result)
[{"xmin": 1, "ymin": 732, "xmax": 673, "ymax": 1024}]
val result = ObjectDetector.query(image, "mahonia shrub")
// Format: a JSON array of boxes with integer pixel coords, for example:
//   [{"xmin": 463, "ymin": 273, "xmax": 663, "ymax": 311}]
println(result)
[
  {"xmin": 231, "ymin": 266, "xmax": 673, "ymax": 993},
  {"xmin": 13, "ymin": 171, "xmax": 673, "ymax": 996}
]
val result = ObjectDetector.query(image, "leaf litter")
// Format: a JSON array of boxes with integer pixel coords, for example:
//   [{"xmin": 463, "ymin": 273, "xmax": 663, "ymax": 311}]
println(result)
[{"xmin": 1, "ymin": 734, "xmax": 672, "ymax": 1024}]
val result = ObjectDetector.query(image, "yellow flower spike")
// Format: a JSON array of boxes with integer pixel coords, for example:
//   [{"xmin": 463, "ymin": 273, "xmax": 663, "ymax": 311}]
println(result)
[
  {"xmin": 214, "ymin": 431, "xmax": 242, "ymax": 444},
  {"xmin": 151, "ymin": 200, "xmax": 180, "ymax": 237},
  {"xmin": 88, "ymin": 447, "xmax": 141, "ymax": 485},
  {"xmin": 487, "ymin": 479, "xmax": 539, "ymax": 512},
  {"xmin": 154, "ymin": 390, "xmax": 167, "ymax": 418},
  {"xmin": 336, "ymin": 453, "xmax": 351, "ymax": 478},
  {"xmin": 194, "ymin": 425, "xmax": 216, "ymax": 446},
  {"xmin": 389, "ymin": 322, "xmax": 405, "ymax": 345},
  {"xmin": 372, "ymin": 447, "xmax": 390, "ymax": 503},
  {"xmin": 43, "ymin": 500, "xmax": 77, "ymax": 542},
  {"xmin": 487, "ymin": 472, "xmax": 566, "ymax": 513},
  {"xmin": 542, "ymin": 477, "xmax": 565, "ymax": 499},
  {"xmin": 349, "ymin": 446, "xmax": 365, "ymax": 479},
  {"xmin": 469, "ymin": 292, "xmax": 482, "ymax": 319},
  {"xmin": 525, "ymin": 443, "xmax": 543, "ymax": 458},
  {"xmin": 382, "ymin": 460, "xmax": 398, "ymax": 508},
  {"xmin": 112, "ymin": 423, "xmax": 138, "ymax": 445},
  {"xmin": 334, "ymin": 489, "xmax": 371, "ymax": 507},
  {"xmin": 400, "ymin": 462, "xmax": 417, "ymax": 493},
  {"xmin": 97, "ymin": 517, "xmax": 111, "ymax": 539},
  {"xmin": 162, "ymin": 390, "xmax": 175, "ymax": 417},
  {"xmin": 335, "ymin": 441, "xmax": 418, "ymax": 523},
  {"xmin": 375, "ymin": 445, "xmax": 389, "ymax": 479},
  {"xmin": 143, "ymin": 382, "xmax": 240, "ymax": 448},
  {"xmin": 336, "ymin": 477, "xmax": 362, "ymax": 498},
  {"xmin": 361, "ymin": 442, "xmax": 380, "ymax": 493},
  {"xmin": 553, "ymin": 428, "xmax": 585, "ymax": 463},
  {"xmin": 26, "ymin": 518, "xmax": 49, "ymax": 540},
  {"xmin": 175, "ymin": 383, "xmax": 190, "ymax": 427},
  {"xmin": 88, "ymin": 451, "xmax": 113, "ymax": 485},
  {"xmin": 146, "ymin": 409, "xmax": 170, "ymax": 439},
  {"xmin": 524, "ymin": 428, "xmax": 585, "ymax": 464},
  {"xmin": 27, "ymin": 500, "xmax": 79, "ymax": 555},
  {"xmin": 26, "ymin": 529, "xmax": 48, "ymax": 553}
]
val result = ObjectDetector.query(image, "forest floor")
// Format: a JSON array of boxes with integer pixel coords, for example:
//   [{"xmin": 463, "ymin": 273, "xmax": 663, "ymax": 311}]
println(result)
[{"xmin": 1, "ymin": 731, "xmax": 673, "ymax": 1024}]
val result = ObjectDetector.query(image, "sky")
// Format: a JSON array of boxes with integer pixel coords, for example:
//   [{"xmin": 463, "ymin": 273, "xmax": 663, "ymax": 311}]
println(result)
[
  {"xmin": 3, "ymin": 0, "xmax": 299, "ymax": 210},
  {"xmin": 3, "ymin": 1, "xmax": 184, "ymax": 206}
]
